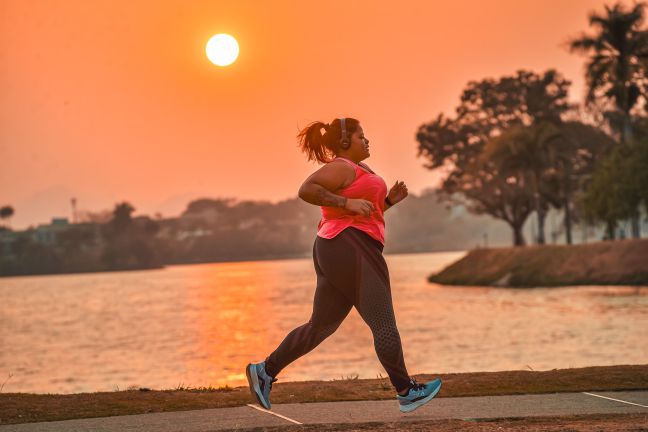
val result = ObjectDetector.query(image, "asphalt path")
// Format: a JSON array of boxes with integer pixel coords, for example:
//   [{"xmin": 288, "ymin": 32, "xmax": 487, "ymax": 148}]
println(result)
[{"xmin": 1, "ymin": 390, "xmax": 646, "ymax": 431}]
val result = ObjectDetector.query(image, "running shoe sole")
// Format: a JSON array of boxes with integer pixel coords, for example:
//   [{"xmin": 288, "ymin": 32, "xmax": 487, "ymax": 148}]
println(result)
[
  {"xmin": 399, "ymin": 380, "xmax": 442, "ymax": 413},
  {"xmin": 246, "ymin": 363, "xmax": 270, "ymax": 409}
]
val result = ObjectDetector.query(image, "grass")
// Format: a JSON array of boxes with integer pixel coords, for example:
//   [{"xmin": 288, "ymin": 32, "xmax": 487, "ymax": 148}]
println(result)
[
  {"xmin": 165, "ymin": 384, "xmax": 235, "ymax": 393},
  {"xmin": 1, "ymin": 364, "xmax": 647, "ymax": 425},
  {"xmin": 0, "ymin": 373, "xmax": 13, "ymax": 394}
]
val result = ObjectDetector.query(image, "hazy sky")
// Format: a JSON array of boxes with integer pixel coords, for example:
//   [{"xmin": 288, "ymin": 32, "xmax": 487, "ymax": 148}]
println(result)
[{"xmin": 1, "ymin": 0, "xmax": 622, "ymax": 229}]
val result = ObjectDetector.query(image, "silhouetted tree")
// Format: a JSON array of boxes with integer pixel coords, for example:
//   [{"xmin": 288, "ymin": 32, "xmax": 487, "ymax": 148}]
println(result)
[
  {"xmin": 76, "ymin": 209, "xmax": 113, "ymax": 224},
  {"xmin": 486, "ymin": 121, "xmax": 615, "ymax": 244},
  {"xmin": 6, "ymin": 235, "xmax": 62, "ymax": 275},
  {"xmin": 100, "ymin": 202, "xmax": 161, "ymax": 269},
  {"xmin": 110, "ymin": 202, "xmax": 135, "ymax": 232},
  {"xmin": 570, "ymin": 2, "xmax": 648, "ymax": 139},
  {"xmin": 57, "ymin": 225, "xmax": 98, "ymax": 255},
  {"xmin": 569, "ymin": 1, "xmax": 648, "ymax": 236},
  {"xmin": 0, "ymin": 205, "xmax": 14, "ymax": 229},
  {"xmin": 581, "ymin": 123, "xmax": 648, "ymax": 237},
  {"xmin": 416, "ymin": 70, "xmax": 573, "ymax": 246}
]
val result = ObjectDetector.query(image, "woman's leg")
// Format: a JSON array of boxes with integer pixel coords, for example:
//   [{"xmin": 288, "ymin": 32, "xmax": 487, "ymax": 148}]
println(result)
[
  {"xmin": 343, "ymin": 228, "xmax": 411, "ymax": 393},
  {"xmin": 264, "ymin": 238, "xmax": 353, "ymax": 378}
]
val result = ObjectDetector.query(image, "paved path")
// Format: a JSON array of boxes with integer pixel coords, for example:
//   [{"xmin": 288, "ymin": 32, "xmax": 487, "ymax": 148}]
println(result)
[{"xmin": 1, "ymin": 391, "xmax": 647, "ymax": 431}]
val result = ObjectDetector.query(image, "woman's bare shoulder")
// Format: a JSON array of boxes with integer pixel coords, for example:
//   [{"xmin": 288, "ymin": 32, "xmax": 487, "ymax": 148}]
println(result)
[
  {"xmin": 324, "ymin": 158, "xmax": 356, "ymax": 173},
  {"xmin": 304, "ymin": 158, "xmax": 356, "ymax": 191}
]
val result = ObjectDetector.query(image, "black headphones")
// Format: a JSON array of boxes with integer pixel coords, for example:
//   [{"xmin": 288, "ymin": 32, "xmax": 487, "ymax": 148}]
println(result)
[{"xmin": 340, "ymin": 117, "xmax": 350, "ymax": 150}]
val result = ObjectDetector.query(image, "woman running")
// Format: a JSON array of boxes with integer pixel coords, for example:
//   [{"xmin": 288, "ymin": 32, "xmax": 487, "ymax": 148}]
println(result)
[{"xmin": 246, "ymin": 117, "xmax": 442, "ymax": 413}]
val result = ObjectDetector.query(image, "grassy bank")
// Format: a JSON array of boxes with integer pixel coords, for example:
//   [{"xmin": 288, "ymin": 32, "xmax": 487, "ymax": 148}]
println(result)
[
  {"xmin": 428, "ymin": 238, "xmax": 648, "ymax": 287},
  {"xmin": 1, "ymin": 364, "xmax": 646, "ymax": 425}
]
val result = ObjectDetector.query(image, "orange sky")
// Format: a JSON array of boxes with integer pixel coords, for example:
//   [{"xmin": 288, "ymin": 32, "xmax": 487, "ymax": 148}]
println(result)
[{"xmin": 1, "ymin": 0, "xmax": 623, "ymax": 229}]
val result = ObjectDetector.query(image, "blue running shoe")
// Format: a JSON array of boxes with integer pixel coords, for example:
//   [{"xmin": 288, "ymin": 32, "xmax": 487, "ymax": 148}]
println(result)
[
  {"xmin": 246, "ymin": 361, "xmax": 277, "ymax": 409},
  {"xmin": 397, "ymin": 377, "xmax": 442, "ymax": 413}
]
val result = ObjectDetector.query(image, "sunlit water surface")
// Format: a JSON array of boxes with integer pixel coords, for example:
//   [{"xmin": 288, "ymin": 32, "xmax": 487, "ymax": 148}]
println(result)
[{"xmin": 1, "ymin": 251, "xmax": 646, "ymax": 394}]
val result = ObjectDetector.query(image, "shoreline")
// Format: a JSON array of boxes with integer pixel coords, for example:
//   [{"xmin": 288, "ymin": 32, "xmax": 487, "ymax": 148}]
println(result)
[
  {"xmin": 429, "ymin": 238, "xmax": 648, "ymax": 287},
  {"xmin": 0, "ymin": 248, "xmax": 463, "ymax": 279},
  {"xmin": 1, "ymin": 364, "xmax": 646, "ymax": 425}
]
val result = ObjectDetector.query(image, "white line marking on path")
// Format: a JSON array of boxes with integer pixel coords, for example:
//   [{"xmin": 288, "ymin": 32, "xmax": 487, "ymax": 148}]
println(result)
[
  {"xmin": 582, "ymin": 392, "xmax": 648, "ymax": 408},
  {"xmin": 246, "ymin": 403, "xmax": 303, "ymax": 424}
]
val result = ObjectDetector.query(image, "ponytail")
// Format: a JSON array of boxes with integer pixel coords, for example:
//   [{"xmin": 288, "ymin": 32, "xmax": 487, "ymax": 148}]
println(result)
[
  {"xmin": 297, "ymin": 121, "xmax": 333, "ymax": 164},
  {"xmin": 297, "ymin": 118, "xmax": 360, "ymax": 164}
]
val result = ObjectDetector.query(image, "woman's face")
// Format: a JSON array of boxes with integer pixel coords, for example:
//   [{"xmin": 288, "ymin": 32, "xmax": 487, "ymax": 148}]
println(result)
[{"xmin": 344, "ymin": 124, "xmax": 370, "ymax": 161}]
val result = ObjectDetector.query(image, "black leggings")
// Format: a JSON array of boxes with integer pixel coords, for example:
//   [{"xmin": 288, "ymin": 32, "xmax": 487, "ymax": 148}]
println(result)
[{"xmin": 264, "ymin": 226, "xmax": 411, "ymax": 392}]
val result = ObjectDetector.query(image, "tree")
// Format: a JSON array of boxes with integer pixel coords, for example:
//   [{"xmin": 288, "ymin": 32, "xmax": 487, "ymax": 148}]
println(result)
[
  {"xmin": 555, "ymin": 121, "xmax": 617, "ymax": 243},
  {"xmin": 100, "ymin": 201, "xmax": 161, "ymax": 269},
  {"xmin": 7, "ymin": 235, "xmax": 62, "ymax": 275},
  {"xmin": 75, "ymin": 209, "xmax": 113, "ymax": 224},
  {"xmin": 569, "ymin": 2, "xmax": 648, "ymax": 138},
  {"xmin": 486, "ymin": 121, "xmax": 616, "ymax": 244},
  {"xmin": 569, "ymin": 1, "xmax": 648, "ymax": 237},
  {"xmin": 581, "ymin": 127, "xmax": 648, "ymax": 238},
  {"xmin": 110, "ymin": 202, "xmax": 135, "ymax": 233},
  {"xmin": 0, "ymin": 205, "xmax": 14, "ymax": 229},
  {"xmin": 57, "ymin": 225, "xmax": 98, "ymax": 254},
  {"xmin": 416, "ymin": 70, "xmax": 573, "ymax": 246},
  {"xmin": 581, "ymin": 144, "xmax": 636, "ymax": 239},
  {"xmin": 484, "ymin": 122, "xmax": 563, "ymax": 244}
]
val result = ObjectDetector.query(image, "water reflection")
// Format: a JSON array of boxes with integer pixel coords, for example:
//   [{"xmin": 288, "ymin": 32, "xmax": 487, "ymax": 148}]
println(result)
[{"xmin": 0, "ymin": 251, "xmax": 646, "ymax": 394}]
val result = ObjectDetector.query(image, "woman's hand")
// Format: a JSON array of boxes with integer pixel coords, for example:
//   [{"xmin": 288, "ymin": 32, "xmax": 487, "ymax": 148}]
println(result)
[
  {"xmin": 344, "ymin": 198, "xmax": 375, "ymax": 216},
  {"xmin": 387, "ymin": 180, "xmax": 408, "ymax": 205}
]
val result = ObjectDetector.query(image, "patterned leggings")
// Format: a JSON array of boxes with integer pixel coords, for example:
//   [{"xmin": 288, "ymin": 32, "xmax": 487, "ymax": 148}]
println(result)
[{"xmin": 264, "ymin": 226, "xmax": 411, "ymax": 392}]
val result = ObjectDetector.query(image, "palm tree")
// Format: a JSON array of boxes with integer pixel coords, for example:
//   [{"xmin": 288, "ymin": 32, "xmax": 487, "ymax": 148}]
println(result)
[
  {"xmin": 569, "ymin": 2, "xmax": 648, "ymax": 238},
  {"xmin": 569, "ymin": 2, "xmax": 648, "ymax": 139}
]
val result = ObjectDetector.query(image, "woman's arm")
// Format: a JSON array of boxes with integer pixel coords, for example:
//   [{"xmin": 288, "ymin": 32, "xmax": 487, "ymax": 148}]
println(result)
[
  {"xmin": 298, "ymin": 161, "xmax": 376, "ymax": 216},
  {"xmin": 298, "ymin": 161, "xmax": 352, "ymax": 207},
  {"xmin": 384, "ymin": 181, "xmax": 408, "ymax": 211},
  {"xmin": 299, "ymin": 182, "xmax": 348, "ymax": 207}
]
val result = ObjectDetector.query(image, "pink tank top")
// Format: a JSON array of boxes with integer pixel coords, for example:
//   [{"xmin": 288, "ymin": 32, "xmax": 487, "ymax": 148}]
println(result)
[{"xmin": 316, "ymin": 156, "xmax": 388, "ymax": 245}]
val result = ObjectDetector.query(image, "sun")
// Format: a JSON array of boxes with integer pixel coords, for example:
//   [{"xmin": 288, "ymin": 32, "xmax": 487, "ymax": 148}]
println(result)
[{"xmin": 206, "ymin": 34, "xmax": 239, "ymax": 67}]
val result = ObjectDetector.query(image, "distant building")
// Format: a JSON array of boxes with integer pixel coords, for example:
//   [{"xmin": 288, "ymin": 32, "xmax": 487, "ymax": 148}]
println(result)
[
  {"xmin": 0, "ymin": 217, "xmax": 76, "ymax": 258},
  {"xmin": 31, "ymin": 217, "xmax": 70, "ymax": 245}
]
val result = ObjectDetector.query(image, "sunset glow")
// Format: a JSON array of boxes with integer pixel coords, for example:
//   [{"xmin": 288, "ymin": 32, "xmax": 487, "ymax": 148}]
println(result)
[
  {"xmin": 206, "ymin": 33, "xmax": 239, "ymax": 66},
  {"xmin": 1, "ymin": 0, "xmax": 630, "ymax": 229}
]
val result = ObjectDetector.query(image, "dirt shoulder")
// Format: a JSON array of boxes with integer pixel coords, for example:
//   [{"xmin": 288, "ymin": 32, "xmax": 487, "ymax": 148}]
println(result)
[
  {"xmin": 1, "ymin": 364, "xmax": 647, "ymax": 425},
  {"xmin": 225, "ymin": 413, "xmax": 648, "ymax": 432},
  {"xmin": 428, "ymin": 238, "xmax": 648, "ymax": 287}
]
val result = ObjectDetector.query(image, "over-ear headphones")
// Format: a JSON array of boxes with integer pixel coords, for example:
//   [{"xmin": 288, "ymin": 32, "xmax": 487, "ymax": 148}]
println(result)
[{"xmin": 340, "ymin": 118, "xmax": 350, "ymax": 150}]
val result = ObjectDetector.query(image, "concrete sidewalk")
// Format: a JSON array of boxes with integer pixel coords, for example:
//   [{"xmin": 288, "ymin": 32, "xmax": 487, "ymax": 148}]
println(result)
[{"xmin": 1, "ymin": 391, "xmax": 646, "ymax": 432}]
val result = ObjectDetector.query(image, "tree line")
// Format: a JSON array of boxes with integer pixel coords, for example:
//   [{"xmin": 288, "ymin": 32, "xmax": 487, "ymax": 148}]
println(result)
[{"xmin": 0, "ymin": 193, "xmax": 518, "ymax": 277}]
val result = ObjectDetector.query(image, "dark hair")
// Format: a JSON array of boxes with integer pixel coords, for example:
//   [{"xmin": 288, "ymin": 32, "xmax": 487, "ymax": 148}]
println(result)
[{"xmin": 297, "ymin": 117, "xmax": 360, "ymax": 164}]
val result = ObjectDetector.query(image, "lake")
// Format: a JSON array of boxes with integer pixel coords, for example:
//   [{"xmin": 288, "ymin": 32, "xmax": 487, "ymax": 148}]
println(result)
[{"xmin": 1, "ymin": 251, "xmax": 646, "ymax": 394}]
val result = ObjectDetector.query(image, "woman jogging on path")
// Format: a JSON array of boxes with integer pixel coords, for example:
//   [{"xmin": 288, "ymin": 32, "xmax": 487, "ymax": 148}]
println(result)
[{"xmin": 246, "ymin": 117, "xmax": 442, "ymax": 413}]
